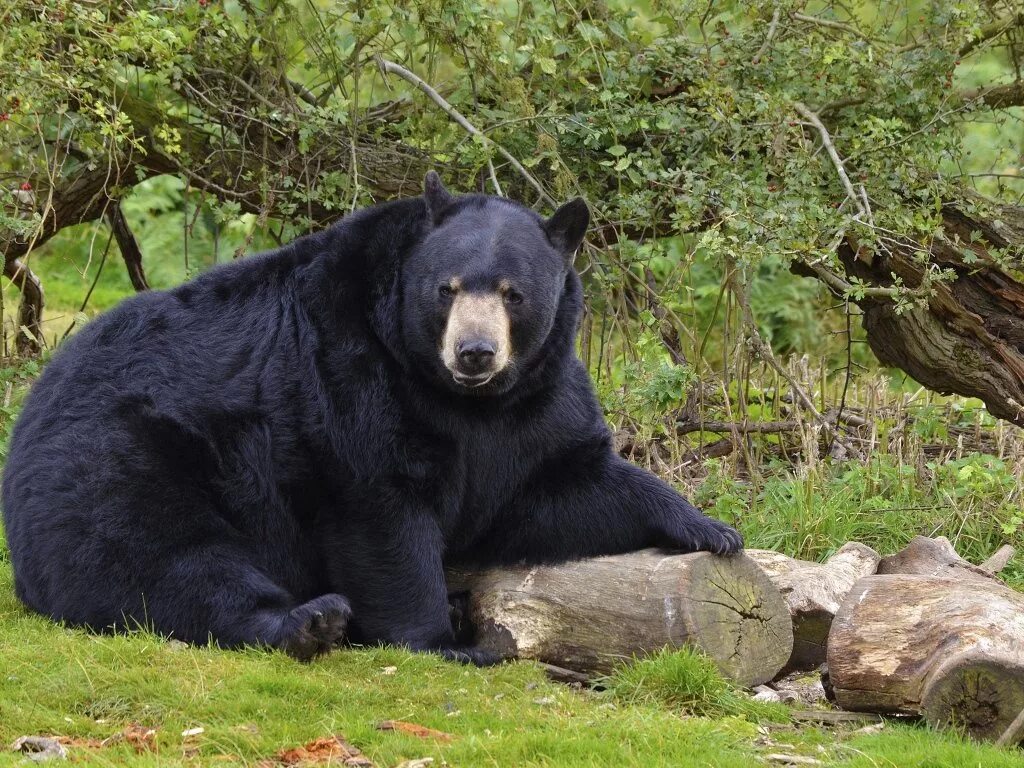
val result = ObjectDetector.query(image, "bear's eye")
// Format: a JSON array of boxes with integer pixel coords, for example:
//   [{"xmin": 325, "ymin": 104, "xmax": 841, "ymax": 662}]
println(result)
[
  {"xmin": 439, "ymin": 284, "xmax": 454, "ymax": 298},
  {"xmin": 504, "ymin": 290, "xmax": 523, "ymax": 305}
]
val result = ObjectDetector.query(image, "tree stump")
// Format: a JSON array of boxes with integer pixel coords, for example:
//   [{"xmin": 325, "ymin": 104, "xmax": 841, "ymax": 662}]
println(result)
[
  {"xmin": 746, "ymin": 542, "xmax": 880, "ymax": 675},
  {"xmin": 827, "ymin": 574, "xmax": 1024, "ymax": 743},
  {"xmin": 447, "ymin": 550, "xmax": 793, "ymax": 687}
]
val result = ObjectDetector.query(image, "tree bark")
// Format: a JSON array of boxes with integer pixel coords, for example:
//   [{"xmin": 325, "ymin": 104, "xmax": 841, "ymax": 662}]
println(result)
[
  {"xmin": 106, "ymin": 204, "xmax": 149, "ymax": 292},
  {"xmin": 820, "ymin": 201, "xmax": 1024, "ymax": 427},
  {"xmin": 827, "ymin": 574, "xmax": 1024, "ymax": 743},
  {"xmin": 3, "ymin": 259, "xmax": 44, "ymax": 353},
  {"xmin": 877, "ymin": 535, "xmax": 1013, "ymax": 583},
  {"xmin": 746, "ymin": 543, "xmax": 880, "ymax": 676},
  {"xmin": 446, "ymin": 550, "xmax": 793, "ymax": 687}
]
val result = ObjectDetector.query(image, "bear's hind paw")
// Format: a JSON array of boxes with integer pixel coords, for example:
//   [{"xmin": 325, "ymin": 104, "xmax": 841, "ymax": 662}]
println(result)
[{"xmin": 278, "ymin": 593, "xmax": 352, "ymax": 661}]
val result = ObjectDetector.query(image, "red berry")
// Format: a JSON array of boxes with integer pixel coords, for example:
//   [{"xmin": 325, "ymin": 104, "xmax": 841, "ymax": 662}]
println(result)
[
  {"xmin": 0, "ymin": 113, "xmax": 8, "ymax": 121},
  {"xmin": 20, "ymin": 182, "xmax": 31, "ymax": 191}
]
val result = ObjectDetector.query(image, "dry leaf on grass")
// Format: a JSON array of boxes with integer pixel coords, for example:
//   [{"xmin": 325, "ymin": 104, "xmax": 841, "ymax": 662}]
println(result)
[
  {"xmin": 101, "ymin": 724, "xmax": 158, "ymax": 753},
  {"xmin": 394, "ymin": 759, "xmax": 434, "ymax": 768},
  {"xmin": 260, "ymin": 735, "xmax": 374, "ymax": 767},
  {"xmin": 375, "ymin": 721, "xmax": 453, "ymax": 742}
]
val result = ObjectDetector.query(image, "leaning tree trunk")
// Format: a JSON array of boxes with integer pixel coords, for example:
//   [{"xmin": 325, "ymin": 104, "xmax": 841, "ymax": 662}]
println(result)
[{"xmin": 822, "ymin": 200, "xmax": 1024, "ymax": 427}]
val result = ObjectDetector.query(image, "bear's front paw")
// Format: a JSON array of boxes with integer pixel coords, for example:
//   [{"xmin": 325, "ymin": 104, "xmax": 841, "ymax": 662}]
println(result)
[
  {"xmin": 660, "ymin": 511, "xmax": 744, "ymax": 556},
  {"xmin": 278, "ymin": 593, "xmax": 352, "ymax": 661}
]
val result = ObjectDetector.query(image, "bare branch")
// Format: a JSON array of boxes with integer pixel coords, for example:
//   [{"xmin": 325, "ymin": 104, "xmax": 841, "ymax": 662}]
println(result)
[
  {"xmin": 4, "ymin": 258, "xmax": 44, "ymax": 353},
  {"xmin": 961, "ymin": 81, "xmax": 1024, "ymax": 109},
  {"xmin": 791, "ymin": 12, "xmax": 872, "ymax": 42},
  {"xmin": 1, "ymin": 163, "xmax": 140, "ymax": 262},
  {"xmin": 793, "ymin": 101, "xmax": 867, "ymax": 220},
  {"xmin": 753, "ymin": 8, "xmax": 782, "ymax": 64},
  {"xmin": 376, "ymin": 57, "xmax": 555, "ymax": 206}
]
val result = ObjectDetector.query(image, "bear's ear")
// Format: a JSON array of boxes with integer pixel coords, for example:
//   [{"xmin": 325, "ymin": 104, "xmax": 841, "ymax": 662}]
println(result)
[
  {"xmin": 543, "ymin": 198, "xmax": 589, "ymax": 261},
  {"xmin": 423, "ymin": 171, "xmax": 455, "ymax": 225}
]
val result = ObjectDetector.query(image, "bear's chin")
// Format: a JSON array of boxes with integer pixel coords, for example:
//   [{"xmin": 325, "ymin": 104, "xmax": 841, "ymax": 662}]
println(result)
[{"xmin": 439, "ymin": 367, "xmax": 517, "ymax": 397}]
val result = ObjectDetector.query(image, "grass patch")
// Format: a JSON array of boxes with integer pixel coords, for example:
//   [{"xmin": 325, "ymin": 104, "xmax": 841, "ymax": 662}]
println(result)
[{"xmin": 602, "ymin": 647, "xmax": 788, "ymax": 722}]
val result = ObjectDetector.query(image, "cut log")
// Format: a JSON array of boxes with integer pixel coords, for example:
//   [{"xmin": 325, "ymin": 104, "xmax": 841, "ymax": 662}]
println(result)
[
  {"xmin": 877, "ymin": 535, "xmax": 1011, "ymax": 583},
  {"xmin": 828, "ymin": 574, "xmax": 1024, "ymax": 743},
  {"xmin": 746, "ymin": 543, "xmax": 880, "ymax": 675},
  {"xmin": 446, "ymin": 550, "xmax": 793, "ymax": 686}
]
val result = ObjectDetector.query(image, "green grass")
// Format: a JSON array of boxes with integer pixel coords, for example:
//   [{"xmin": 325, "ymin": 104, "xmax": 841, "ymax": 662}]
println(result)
[{"xmin": 2, "ymin": 551, "xmax": 1024, "ymax": 766}]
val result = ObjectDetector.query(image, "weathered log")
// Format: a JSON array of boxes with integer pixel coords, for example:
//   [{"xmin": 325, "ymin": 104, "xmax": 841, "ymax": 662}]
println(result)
[
  {"xmin": 828, "ymin": 574, "xmax": 1024, "ymax": 743},
  {"xmin": 878, "ymin": 535, "xmax": 1014, "ymax": 583},
  {"xmin": 447, "ymin": 549, "xmax": 793, "ymax": 687},
  {"xmin": 746, "ymin": 542, "xmax": 880, "ymax": 675}
]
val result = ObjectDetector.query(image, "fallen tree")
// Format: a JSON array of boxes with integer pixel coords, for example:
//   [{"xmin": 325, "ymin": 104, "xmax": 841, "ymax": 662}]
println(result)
[{"xmin": 745, "ymin": 543, "xmax": 880, "ymax": 676}]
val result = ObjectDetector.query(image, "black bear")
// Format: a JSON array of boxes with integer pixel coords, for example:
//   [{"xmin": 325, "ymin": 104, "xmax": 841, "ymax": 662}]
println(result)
[{"xmin": 2, "ymin": 173, "xmax": 742, "ymax": 663}]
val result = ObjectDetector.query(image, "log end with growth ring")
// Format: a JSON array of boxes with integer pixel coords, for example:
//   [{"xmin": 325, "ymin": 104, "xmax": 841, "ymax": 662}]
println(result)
[
  {"xmin": 448, "ymin": 550, "xmax": 793, "ymax": 686},
  {"xmin": 921, "ymin": 651, "xmax": 1024, "ymax": 743}
]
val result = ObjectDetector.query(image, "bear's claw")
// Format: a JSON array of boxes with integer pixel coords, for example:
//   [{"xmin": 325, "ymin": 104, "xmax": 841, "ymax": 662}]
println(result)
[{"xmin": 278, "ymin": 593, "xmax": 352, "ymax": 661}]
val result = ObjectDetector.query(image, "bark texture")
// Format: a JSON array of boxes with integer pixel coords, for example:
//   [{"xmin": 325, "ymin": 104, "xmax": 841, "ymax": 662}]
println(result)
[
  {"xmin": 447, "ymin": 550, "xmax": 793, "ymax": 687},
  {"xmin": 831, "ymin": 202, "xmax": 1024, "ymax": 426},
  {"xmin": 746, "ymin": 542, "xmax": 880, "ymax": 676},
  {"xmin": 828, "ymin": 574, "xmax": 1024, "ymax": 743}
]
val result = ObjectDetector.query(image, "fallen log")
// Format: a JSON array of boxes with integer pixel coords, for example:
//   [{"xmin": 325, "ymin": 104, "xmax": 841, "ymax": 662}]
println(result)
[
  {"xmin": 746, "ymin": 543, "xmax": 880, "ymax": 675},
  {"xmin": 447, "ymin": 550, "xmax": 793, "ymax": 686},
  {"xmin": 878, "ymin": 535, "xmax": 1015, "ymax": 583},
  {"xmin": 827, "ymin": 574, "xmax": 1024, "ymax": 743}
]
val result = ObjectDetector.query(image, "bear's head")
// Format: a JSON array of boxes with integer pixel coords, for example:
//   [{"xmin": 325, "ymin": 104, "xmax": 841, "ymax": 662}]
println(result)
[{"xmin": 401, "ymin": 172, "xmax": 588, "ymax": 396}]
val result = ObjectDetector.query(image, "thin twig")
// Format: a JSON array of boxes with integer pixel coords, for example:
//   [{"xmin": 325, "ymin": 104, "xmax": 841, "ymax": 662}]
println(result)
[
  {"xmin": 753, "ymin": 8, "xmax": 782, "ymax": 64},
  {"xmin": 996, "ymin": 704, "xmax": 1024, "ymax": 747},
  {"xmin": 793, "ymin": 101, "xmax": 866, "ymax": 219},
  {"xmin": 791, "ymin": 12, "xmax": 871, "ymax": 41},
  {"xmin": 727, "ymin": 257, "xmax": 863, "ymax": 459},
  {"xmin": 376, "ymin": 57, "xmax": 555, "ymax": 206}
]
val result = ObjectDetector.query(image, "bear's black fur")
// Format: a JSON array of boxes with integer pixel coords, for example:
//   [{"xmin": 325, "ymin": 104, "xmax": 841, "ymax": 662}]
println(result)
[{"xmin": 2, "ymin": 174, "xmax": 742, "ymax": 662}]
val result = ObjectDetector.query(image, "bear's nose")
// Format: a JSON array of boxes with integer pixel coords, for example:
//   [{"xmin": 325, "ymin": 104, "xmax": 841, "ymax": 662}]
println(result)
[{"xmin": 457, "ymin": 339, "xmax": 496, "ymax": 374}]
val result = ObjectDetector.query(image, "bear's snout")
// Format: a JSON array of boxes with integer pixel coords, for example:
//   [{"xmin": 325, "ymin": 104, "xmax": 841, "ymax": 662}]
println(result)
[{"xmin": 442, "ymin": 291, "xmax": 511, "ymax": 386}]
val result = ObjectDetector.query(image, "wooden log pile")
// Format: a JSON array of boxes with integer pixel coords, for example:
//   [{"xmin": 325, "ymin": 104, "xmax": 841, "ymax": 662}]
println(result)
[{"xmin": 447, "ymin": 536, "xmax": 1022, "ymax": 745}]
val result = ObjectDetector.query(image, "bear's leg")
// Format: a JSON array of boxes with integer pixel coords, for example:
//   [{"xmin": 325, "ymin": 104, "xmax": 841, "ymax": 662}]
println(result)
[
  {"xmin": 149, "ymin": 549, "xmax": 353, "ymax": 661},
  {"xmin": 474, "ymin": 450, "xmax": 742, "ymax": 564},
  {"xmin": 12, "ymin": 483, "xmax": 351, "ymax": 661},
  {"xmin": 324, "ymin": 510, "xmax": 498, "ymax": 666}
]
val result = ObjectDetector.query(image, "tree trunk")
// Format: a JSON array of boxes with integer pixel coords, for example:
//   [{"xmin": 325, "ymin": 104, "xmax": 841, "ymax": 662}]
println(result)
[
  {"xmin": 827, "ymin": 574, "xmax": 1024, "ymax": 743},
  {"xmin": 823, "ymin": 201, "xmax": 1024, "ymax": 427},
  {"xmin": 3, "ymin": 259, "xmax": 44, "ymax": 353},
  {"xmin": 746, "ymin": 543, "xmax": 880, "ymax": 676},
  {"xmin": 446, "ymin": 550, "xmax": 793, "ymax": 687}
]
